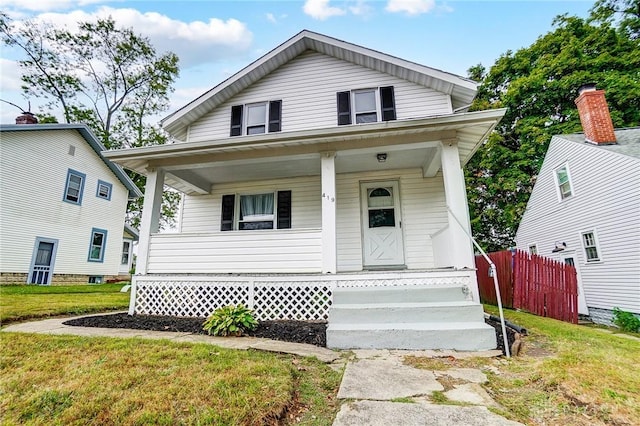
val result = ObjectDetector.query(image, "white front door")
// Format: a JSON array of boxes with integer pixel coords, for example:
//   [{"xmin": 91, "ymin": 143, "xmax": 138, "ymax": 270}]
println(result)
[{"xmin": 361, "ymin": 181, "xmax": 405, "ymax": 267}]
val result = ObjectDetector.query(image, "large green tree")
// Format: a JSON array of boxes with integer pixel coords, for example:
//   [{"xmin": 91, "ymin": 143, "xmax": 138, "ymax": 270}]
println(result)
[
  {"xmin": 466, "ymin": 0, "xmax": 640, "ymax": 251},
  {"xmin": 1, "ymin": 14, "xmax": 181, "ymax": 229}
]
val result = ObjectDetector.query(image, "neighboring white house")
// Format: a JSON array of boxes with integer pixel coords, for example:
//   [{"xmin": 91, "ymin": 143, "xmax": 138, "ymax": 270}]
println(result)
[
  {"xmin": 104, "ymin": 30, "xmax": 506, "ymax": 350},
  {"xmin": 0, "ymin": 119, "xmax": 142, "ymax": 284},
  {"xmin": 516, "ymin": 85, "xmax": 640, "ymax": 325}
]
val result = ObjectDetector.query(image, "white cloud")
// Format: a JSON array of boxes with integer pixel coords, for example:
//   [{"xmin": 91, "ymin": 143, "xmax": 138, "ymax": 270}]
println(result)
[
  {"xmin": 0, "ymin": 58, "xmax": 23, "ymax": 93},
  {"xmin": 303, "ymin": 0, "xmax": 346, "ymax": 21},
  {"xmin": 386, "ymin": 0, "xmax": 436, "ymax": 15},
  {"xmin": 349, "ymin": 1, "xmax": 373, "ymax": 17},
  {"xmin": 22, "ymin": 7, "xmax": 252, "ymax": 69},
  {"xmin": 266, "ymin": 13, "xmax": 277, "ymax": 24}
]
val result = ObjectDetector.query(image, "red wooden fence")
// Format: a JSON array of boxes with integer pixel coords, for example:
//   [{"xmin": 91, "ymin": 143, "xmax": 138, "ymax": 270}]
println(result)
[{"xmin": 475, "ymin": 250, "xmax": 578, "ymax": 324}]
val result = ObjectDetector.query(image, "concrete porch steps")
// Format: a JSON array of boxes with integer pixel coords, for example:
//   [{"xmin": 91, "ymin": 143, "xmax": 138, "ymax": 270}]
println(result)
[{"xmin": 326, "ymin": 284, "xmax": 497, "ymax": 351}]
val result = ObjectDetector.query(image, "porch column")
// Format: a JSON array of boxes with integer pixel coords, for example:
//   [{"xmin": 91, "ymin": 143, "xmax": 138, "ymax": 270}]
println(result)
[
  {"xmin": 440, "ymin": 139, "xmax": 478, "ymax": 298},
  {"xmin": 136, "ymin": 167, "xmax": 165, "ymax": 276},
  {"xmin": 321, "ymin": 151, "xmax": 337, "ymax": 274}
]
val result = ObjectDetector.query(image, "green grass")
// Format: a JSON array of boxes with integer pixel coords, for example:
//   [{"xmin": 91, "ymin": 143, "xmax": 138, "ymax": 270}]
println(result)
[{"xmin": 0, "ymin": 284, "xmax": 129, "ymax": 323}]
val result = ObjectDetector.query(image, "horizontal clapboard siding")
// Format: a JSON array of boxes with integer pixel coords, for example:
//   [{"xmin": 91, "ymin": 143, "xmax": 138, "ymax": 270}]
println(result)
[
  {"xmin": 187, "ymin": 51, "xmax": 451, "ymax": 142},
  {"xmin": 147, "ymin": 230, "xmax": 322, "ymax": 273},
  {"xmin": 516, "ymin": 138, "xmax": 640, "ymax": 313},
  {"xmin": 0, "ymin": 130, "xmax": 129, "ymax": 276}
]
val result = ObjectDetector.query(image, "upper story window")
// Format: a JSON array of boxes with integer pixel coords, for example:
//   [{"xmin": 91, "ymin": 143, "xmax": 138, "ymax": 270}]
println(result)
[
  {"xmin": 581, "ymin": 231, "xmax": 600, "ymax": 262},
  {"xmin": 221, "ymin": 191, "xmax": 292, "ymax": 231},
  {"xmin": 337, "ymin": 86, "xmax": 396, "ymax": 126},
  {"xmin": 230, "ymin": 100, "xmax": 282, "ymax": 136},
  {"xmin": 88, "ymin": 228, "xmax": 108, "ymax": 262},
  {"xmin": 64, "ymin": 169, "xmax": 86, "ymax": 205},
  {"xmin": 96, "ymin": 180, "xmax": 113, "ymax": 201},
  {"xmin": 554, "ymin": 164, "xmax": 573, "ymax": 200}
]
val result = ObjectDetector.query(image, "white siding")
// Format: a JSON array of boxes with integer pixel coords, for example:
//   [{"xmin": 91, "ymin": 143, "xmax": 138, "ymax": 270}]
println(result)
[
  {"xmin": 0, "ymin": 130, "xmax": 129, "ymax": 277},
  {"xmin": 516, "ymin": 138, "xmax": 640, "ymax": 314},
  {"xmin": 187, "ymin": 51, "xmax": 452, "ymax": 142},
  {"xmin": 175, "ymin": 168, "xmax": 447, "ymax": 273}
]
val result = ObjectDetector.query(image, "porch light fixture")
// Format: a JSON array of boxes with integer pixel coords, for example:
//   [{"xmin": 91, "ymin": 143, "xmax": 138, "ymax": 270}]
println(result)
[
  {"xmin": 551, "ymin": 241, "xmax": 567, "ymax": 253},
  {"xmin": 376, "ymin": 153, "xmax": 387, "ymax": 163}
]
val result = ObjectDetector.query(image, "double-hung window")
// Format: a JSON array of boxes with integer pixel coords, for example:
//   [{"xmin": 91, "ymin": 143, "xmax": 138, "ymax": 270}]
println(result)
[
  {"xmin": 581, "ymin": 231, "xmax": 600, "ymax": 262},
  {"xmin": 96, "ymin": 180, "xmax": 112, "ymax": 200},
  {"xmin": 121, "ymin": 241, "xmax": 131, "ymax": 265},
  {"xmin": 337, "ymin": 86, "xmax": 396, "ymax": 126},
  {"xmin": 64, "ymin": 169, "xmax": 86, "ymax": 205},
  {"xmin": 88, "ymin": 228, "xmax": 108, "ymax": 262},
  {"xmin": 230, "ymin": 100, "xmax": 282, "ymax": 136},
  {"xmin": 555, "ymin": 164, "xmax": 573, "ymax": 200},
  {"xmin": 221, "ymin": 191, "xmax": 292, "ymax": 231}
]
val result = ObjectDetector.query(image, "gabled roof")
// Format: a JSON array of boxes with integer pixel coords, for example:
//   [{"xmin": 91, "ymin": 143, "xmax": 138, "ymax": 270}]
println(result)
[
  {"xmin": 554, "ymin": 127, "xmax": 640, "ymax": 160},
  {"xmin": 124, "ymin": 223, "xmax": 139, "ymax": 241},
  {"xmin": 161, "ymin": 29, "xmax": 478, "ymax": 140},
  {"xmin": 0, "ymin": 123, "xmax": 142, "ymax": 198}
]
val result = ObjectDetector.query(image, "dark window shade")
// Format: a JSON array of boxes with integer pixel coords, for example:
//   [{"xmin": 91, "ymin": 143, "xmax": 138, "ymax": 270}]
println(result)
[
  {"xmin": 221, "ymin": 194, "xmax": 235, "ymax": 231},
  {"xmin": 380, "ymin": 86, "xmax": 396, "ymax": 121},
  {"xmin": 277, "ymin": 190, "xmax": 292, "ymax": 229},
  {"xmin": 230, "ymin": 105, "xmax": 243, "ymax": 136},
  {"xmin": 337, "ymin": 91, "xmax": 352, "ymax": 125},
  {"xmin": 268, "ymin": 100, "xmax": 282, "ymax": 132}
]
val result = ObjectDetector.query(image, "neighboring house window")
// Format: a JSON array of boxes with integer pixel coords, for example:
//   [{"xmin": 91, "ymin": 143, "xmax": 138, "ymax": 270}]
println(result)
[
  {"xmin": 88, "ymin": 228, "xmax": 108, "ymax": 262},
  {"xmin": 337, "ymin": 86, "xmax": 396, "ymax": 125},
  {"xmin": 121, "ymin": 241, "xmax": 130, "ymax": 265},
  {"xmin": 96, "ymin": 180, "xmax": 113, "ymax": 200},
  {"xmin": 221, "ymin": 191, "xmax": 292, "ymax": 231},
  {"xmin": 64, "ymin": 169, "xmax": 86, "ymax": 205},
  {"xmin": 230, "ymin": 100, "xmax": 282, "ymax": 136},
  {"xmin": 581, "ymin": 231, "xmax": 600, "ymax": 262},
  {"xmin": 528, "ymin": 244, "xmax": 538, "ymax": 255},
  {"xmin": 554, "ymin": 164, "xmax": 573, "ymax": 200}
]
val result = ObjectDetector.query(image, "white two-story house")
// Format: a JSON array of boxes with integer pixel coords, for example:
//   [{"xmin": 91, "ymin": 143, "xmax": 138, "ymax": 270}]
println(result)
[
  {"xmin": 105, "ymin": 30, "xmax": 506, "ymax": 350},
  {"xmin": 0, "ymin": 119, "xmax": 141, "ymax": 284}
]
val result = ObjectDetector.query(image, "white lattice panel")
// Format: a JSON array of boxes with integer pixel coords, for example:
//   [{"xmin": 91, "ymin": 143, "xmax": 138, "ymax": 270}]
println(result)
[{"xmin": 254, "ymin": 282, "xmax": 332, "ymax": 320}]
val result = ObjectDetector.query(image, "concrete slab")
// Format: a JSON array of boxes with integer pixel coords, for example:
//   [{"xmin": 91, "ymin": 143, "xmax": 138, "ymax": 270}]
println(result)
[
  {"xmin": 250, "ymin": 340, "xmax": 340, "ymax": 363},
  {"xmin": 444, "ymin": 383, "xmax": 500, "ymax": 407},
  {"xmin": 337, "ymin": 359, "xmax": 443, "ymax": 400},
  {"xmin": 435, "ymin": 368, "xmax": 488, "ymax": 384},
  {"xmin": 333, "ymin": 401, "xmax": 525, "ymax": 426}
]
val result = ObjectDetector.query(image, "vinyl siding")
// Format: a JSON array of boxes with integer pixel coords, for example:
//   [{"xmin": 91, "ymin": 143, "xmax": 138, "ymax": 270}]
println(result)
[
  {"xmin": 516, "ymin": 138, "xmax": 640, "ymax": 314},
  {"xmin": 0, "ymin": 130, "xmax": 129, "ymax": 277},
  {"xmin": 187, "ymin": 51, "xmax": 452, "ymax": 142},
  {"xmin": 174, "ymin": 168, "xmax": 447, "ymax": 273}
]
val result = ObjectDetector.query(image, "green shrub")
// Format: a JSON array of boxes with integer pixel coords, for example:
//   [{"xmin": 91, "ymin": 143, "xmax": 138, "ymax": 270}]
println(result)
[
  {"xmin": 612, "ymin": 308, "xmax": 640, "ymax": 333},
  {"xmin": 203, "ymin": 304, "xmax": 259, "ymax": 336}
]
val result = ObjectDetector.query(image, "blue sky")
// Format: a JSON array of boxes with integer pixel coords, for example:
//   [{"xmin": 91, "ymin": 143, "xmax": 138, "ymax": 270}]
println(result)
[{"xmin": 0, "ymin": 0, "xmax": 593, "ymax": 124}]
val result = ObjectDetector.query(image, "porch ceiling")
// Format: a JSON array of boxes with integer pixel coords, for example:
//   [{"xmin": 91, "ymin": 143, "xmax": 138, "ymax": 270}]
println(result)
[{"xmin": 103, "ymin": 109, "xmax": 506, "ymax": 195}]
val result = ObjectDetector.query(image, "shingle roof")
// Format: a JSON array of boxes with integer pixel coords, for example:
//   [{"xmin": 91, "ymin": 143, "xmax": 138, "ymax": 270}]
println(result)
[{"xmin": 556, "ymin": 127, "xmax": 640, "ymax": 160}]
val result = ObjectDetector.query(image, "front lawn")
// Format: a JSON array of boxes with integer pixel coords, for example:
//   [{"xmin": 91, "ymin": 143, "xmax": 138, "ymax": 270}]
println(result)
[
  {"xmin": 0, "ymin": 332, "xmax": 341, "ymax": 425},
  {"xmin": 0, "ymin": 284, "xmax": 129, "ymax": 323}
]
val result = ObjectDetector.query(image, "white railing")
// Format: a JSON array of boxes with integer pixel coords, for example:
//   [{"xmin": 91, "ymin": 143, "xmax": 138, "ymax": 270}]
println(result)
[{"xmin": 129, "ymin": 270, "xmax": 474, "ymax": 320}]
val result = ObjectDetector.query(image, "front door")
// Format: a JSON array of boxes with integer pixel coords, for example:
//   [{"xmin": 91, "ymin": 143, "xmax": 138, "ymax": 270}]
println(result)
[
  {"xmin": 29, "ymin": 237, "xmax": 58, "ymax": 285},
  {"xmin": 361, "ymin": 181, "xmax": 405, "ymax": 267}
]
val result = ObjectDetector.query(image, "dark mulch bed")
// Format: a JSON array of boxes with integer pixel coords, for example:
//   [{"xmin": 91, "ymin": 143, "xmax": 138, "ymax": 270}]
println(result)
[{"xmin": 64, "ymin": 314, "xmax": 517, "ymax": 355}]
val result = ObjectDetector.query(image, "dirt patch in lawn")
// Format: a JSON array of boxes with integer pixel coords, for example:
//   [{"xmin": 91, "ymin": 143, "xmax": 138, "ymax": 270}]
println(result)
[{"xmin": 64, "ymin": 314, "xmax": 517, "ymax": 355}]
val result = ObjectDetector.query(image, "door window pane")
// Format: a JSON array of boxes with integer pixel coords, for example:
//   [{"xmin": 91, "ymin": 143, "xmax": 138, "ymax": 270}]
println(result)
[
  {"xmin": 35, "ymin": 242, "xmax": 54, "ymax": 265},
  {"xmin": 369, "ymin": 209, "xmax": 395, "ymax": 228}
]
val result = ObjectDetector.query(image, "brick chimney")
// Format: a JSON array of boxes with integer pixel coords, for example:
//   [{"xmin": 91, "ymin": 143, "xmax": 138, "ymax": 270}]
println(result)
[
  {"xmin": 574, "ymin": 84, "xmax": 616, "ymax": 145},
  {"xmin": 15, "ymin": 111, "xmax": 38, "ymax": 125}
]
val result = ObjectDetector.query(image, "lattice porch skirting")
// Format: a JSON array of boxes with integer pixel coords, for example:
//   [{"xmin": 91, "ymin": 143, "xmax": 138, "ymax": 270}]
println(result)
[{"xmin": 130, "ymin": 271, "xmax": 473, "ymax": 320}]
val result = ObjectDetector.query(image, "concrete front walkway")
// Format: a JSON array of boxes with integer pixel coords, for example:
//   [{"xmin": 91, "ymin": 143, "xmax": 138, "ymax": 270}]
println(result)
[{"xmin": 3, "ymin": 314, "xmax": 524, "ymax": 425}]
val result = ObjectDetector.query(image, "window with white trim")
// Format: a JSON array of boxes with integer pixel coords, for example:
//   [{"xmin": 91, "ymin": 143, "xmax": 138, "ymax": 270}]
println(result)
[
  {"xmin": 96, "ymin": 180, "xmax": 112, "ymax": 200},
  {"xmin": 337, "ymin": 86, "xmax": 396, "ymax": 125},
  {"xmin": 554, "ymin": 164, "xmax": 573, "ymax": 200},
  {"xmin": 64, "ymin": 169, "xmax": 86, "ymax": 205},
  {"xmin": 581, "ymin": 231, "xmax": 600, "ymax": 262},
  {"xmin": 121, "ymin": 241, "xmax": 131, "ymax": 265},
  {"xmin": 88, "ymin": 228, "xmax": 108, "ymax": 262},
  {"xmin": 230, "ymin": 100, "xmax": 282, "ymax": 136},
  {"xmin": 528, "ymin": 244, "xmax": 538, "ymax": 255},
  {"xmin": 221, "ymin": 191, "xmax": 292, "ymax": 231}
]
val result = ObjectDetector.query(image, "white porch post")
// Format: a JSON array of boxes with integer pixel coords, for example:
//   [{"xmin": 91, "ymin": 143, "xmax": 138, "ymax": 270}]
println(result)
[
  {"xmin": 440, "ymin": 139, "xmax": 479, "ymax": 301},
  {"xmin": 321, "ymin": 151, "xmax": 337, "ymax": 274},
  {"xmin": 136, "ymin": 167, "xmax": 165, "ymax": 276}
]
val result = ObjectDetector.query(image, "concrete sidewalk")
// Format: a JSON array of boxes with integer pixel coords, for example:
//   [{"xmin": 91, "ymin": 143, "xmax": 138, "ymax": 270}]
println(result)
[{"xmin": 3, "ymin": 314, "xmax": 523, "ymax": 425}]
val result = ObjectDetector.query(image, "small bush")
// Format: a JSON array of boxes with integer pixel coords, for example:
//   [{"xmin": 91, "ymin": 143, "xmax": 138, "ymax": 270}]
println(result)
[
  {"xmin": 203, "ymin": 304, "xmax": 259, "ymax": 336},
  {"xmin": 612, "ymin": 308, "xmax": 640, "ymax": 333}
]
